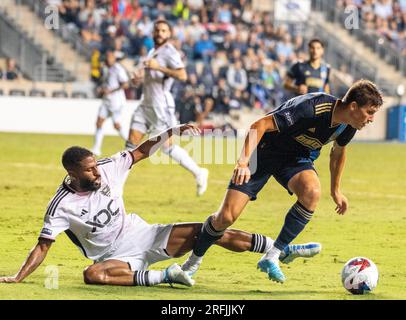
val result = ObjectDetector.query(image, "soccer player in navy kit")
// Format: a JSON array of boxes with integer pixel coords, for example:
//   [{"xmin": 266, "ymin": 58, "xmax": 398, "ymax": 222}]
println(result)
[
  {"xmin": 182, "ymin": 80, "xmax": 383, "ymax": 283},
  {"xmin": 284, "ymin": 38, "xmax": 330, "ymax": 97}
]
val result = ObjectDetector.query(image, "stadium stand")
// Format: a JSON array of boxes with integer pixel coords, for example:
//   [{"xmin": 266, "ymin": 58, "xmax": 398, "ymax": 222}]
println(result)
[{"xmin": 0, "ymin": 0, "xmax": 405, "ymax": 131}]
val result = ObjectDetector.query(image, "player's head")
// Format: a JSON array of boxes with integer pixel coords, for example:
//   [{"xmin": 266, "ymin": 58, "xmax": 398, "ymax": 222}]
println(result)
[
  {"xmin": 105, "ymin": 50, "xmax": 116, "ymax": 67},
  {"xmin": 308, "ymin": 38, "xmax": 324, "ymax": 61},
  {"xmin": 341, "ymin": 79, "xmax": 383, "ymax": 130},
  {"xmin": 153, "ymin": 19, "xmax": 172, "ymax": 46},
  {"xmin": 62, "ymin": 146, "xmax": 101, "ymax": 192}
]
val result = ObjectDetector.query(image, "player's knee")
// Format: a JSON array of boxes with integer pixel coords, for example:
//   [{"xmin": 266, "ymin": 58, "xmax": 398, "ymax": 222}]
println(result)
[
  {"xmin": 113, "ymin": 123, "xmax": 121, "ymax": 130},
  {"xmin": 299, "ymin": 186, "xmax": 321, "ymax": 208},
  {"xmin": 215, "ymin": 207, "xmax": 238, "ymax": 229},
  {"xmin": 83, "ymin": 266, "xmax": 104, "ymax": 285}
]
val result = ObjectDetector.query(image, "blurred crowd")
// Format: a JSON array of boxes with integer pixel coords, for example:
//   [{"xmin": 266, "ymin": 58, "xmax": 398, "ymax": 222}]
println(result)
[
  {"xmin": 337, "ymin": 0, "xmax": 406, "ymax": 55},
  {"xmin": 47, "ymin": 0, "xmax": 313, "ymax": 121}
]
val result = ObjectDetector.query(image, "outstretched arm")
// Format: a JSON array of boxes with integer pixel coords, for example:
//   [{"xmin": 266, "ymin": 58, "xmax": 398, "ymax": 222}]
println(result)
[
  {"xmin": 330, "ymin": 141, "xmax": 349, "ymax": 215},
  {"xmin": 232, "ymin": 114, "xmax": 278, "ymax": 185},
  {"xmin": 0, "ymin": 239, "xmax": 53, "ymax": 283},
  {"xmin": 130, "ymin": 124, "xmax": 200, "ymax": 164}
]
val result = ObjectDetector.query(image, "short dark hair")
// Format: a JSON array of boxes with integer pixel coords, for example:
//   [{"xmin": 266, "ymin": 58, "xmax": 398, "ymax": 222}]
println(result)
[
  {"xmin": 62, "ymin": 146, "xmax": 93, "ymax": 170},
  {"xmin": 342, "ymin": 79, "xmax": 383, "ymax": 108},
  {"xmin": 308, "ymin": 38, "xmax": 324, "ymax": 48},
  {"xmin": 153, "ymin": 19, "xmax": 173, "ymax": 33}
]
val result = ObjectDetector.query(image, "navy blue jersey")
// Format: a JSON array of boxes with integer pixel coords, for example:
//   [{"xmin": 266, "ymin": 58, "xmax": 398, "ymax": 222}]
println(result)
[
  {"xmin": 287, "ymin": 61, "xmax": 330, "ymax": 93},
  {"xmin": 259, "ymin": 93, "xmax": 357, "ymax": 160}
]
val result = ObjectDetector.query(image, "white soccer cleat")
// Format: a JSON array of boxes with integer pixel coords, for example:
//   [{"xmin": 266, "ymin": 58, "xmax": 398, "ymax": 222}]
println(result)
[
  {"xmin": 196, "ymin": 168, "xmax": 209, "ymax": 196},
  {"xmin": 279, "ymin": 242, "xmax": 322, "ymax": 264},
  {"xmin": 163, "ymin": 263, "xmax": 195, "ymax": 287}
]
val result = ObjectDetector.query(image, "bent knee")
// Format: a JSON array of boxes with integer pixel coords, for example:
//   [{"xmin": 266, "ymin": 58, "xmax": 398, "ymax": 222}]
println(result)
[{"xmin": 298, "ymin": 187, "xmax": 321, "ymax": 209}]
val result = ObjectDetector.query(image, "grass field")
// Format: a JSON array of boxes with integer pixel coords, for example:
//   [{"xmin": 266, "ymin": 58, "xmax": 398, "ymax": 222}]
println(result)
[{"xmin": 0, "ymin": 132, "xmax": 405, "ymax": 300}]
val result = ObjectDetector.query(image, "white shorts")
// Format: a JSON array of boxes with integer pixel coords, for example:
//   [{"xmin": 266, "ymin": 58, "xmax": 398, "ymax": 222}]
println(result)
[
  {"xmin": 97, "ymin": 102, "xmax": 124, "ymax": 124},
  {"xmin": 130, "ymin": 104, "xmax": 177, "ymax": 136},
  {"xmin": 96, "ymin": 213, "xmax": 174, "ymax": 271}
]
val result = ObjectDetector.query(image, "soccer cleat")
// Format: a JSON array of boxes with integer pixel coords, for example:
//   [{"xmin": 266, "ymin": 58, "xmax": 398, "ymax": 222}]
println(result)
[
  {"xmin": 196, "ymin": 168, "xmax": 209, "ymax": 196},
  {"xmin": 181, "ymin": 257, "xmax": 203, "ymax": 277},
  {"xmin": 163, "ymin": 263, "xmax": 195, "ymax": 287},
  {"xmin": 257, "ymin": 256, "xmax": 286, "ymax": 283},
  {"xmin": 279, "ymin": 242, "xmax": 322, "ymax": 265}
]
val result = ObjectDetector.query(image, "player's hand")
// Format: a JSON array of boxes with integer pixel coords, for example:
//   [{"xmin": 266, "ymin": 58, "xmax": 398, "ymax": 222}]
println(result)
[
  {"xmin": 0, "ymin": 276, "xmax": 19, "ymax": 283},
  {"xmin": 144, "ymin": 58, "xmax": 160, "ymax": 70},
  {"xmin": 331, "ymin": 191, "xmax": 349, "ymax": 215},
  {"xmin": 175, "ymin": 124, "xmax": 201, "ymax": 136},
  {"xmin": 297, "ymin": 84, "xmax": 308, "ymax": 95},
  {"xmin": 232, "ymin": 162, "xmax": 251, "ymax": 185}
]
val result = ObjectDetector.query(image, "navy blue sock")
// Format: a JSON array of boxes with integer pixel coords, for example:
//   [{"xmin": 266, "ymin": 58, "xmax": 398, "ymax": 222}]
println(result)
[
  {"xmin": 274, "ymin": 202, "xmax": 314, "ymax": 251},
  {"xmin": 193, "ymin": 216, "xmax": 225, "ymax": 257}
]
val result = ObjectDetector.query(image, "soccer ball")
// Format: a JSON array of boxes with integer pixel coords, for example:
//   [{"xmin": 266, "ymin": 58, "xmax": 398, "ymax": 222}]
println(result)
[{"xmin": 341, "ymin": 257, "xmax": 379, "ymax": 295}]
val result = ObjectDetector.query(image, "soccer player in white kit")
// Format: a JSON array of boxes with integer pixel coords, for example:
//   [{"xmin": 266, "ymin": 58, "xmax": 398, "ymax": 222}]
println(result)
[
  {"xmin": 127, "ymin": 20, "xmax": 209, "ymax": 196},
  {"xmin": 0, "ymin": 124, "xmax": 319, "ymax": 287},
  {"xmin": 92, "ymin": 50, "xmax": 130, "ymax": 156}
]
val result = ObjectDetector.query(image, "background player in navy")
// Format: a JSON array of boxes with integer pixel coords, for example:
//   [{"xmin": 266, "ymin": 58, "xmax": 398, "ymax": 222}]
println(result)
[
  {"xmin": 283, "ymin": 38, "xmax": 330, "ymax": 98},
  {"xmin": 181, "ymin": 80, "xmax": 383, "ymax": 283}
]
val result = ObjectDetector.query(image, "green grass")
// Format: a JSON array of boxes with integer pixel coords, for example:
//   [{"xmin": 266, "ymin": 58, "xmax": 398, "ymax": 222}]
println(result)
[{"xmin": 0, "ymin": 132, "xmax": 405, "ymax": 300}]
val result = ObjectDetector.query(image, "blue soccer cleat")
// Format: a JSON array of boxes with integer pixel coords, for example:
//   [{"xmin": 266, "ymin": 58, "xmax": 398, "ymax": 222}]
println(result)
[
  {"xmin": 257, "ymin": 256, "xmax": 286, "ymax": 283},
  {"xmin": 279, "ymin": 242, "xmax": 322, "ymax": 265}
]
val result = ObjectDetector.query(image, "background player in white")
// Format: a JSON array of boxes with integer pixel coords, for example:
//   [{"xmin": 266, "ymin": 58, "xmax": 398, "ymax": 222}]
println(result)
[
  {"xmin": 0, "ymin": 124, "xmax": 319, "ymax": 287},
  {"xmin": 92, "ymin": 50, "xmax": 130, "ymax": 156},
  {"xmin": 128, "ymin": 20, "xmax": 209, "ymax": 196}
]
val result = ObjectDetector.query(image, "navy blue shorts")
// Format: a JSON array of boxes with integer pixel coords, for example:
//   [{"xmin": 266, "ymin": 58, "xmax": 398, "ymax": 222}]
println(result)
[{"xmin": 228, "ymin": 155, "xmax": 316, "ymax": 200}]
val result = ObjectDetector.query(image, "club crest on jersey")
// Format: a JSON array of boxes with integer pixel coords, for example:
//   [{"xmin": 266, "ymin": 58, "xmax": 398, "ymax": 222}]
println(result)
[{"xmin": 100, "ymin": 185, "xmax": 111, "ymax": 197}]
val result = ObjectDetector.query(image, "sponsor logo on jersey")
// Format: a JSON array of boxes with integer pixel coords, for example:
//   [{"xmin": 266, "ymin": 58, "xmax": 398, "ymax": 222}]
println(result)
[
  {"xmin": 86, "ymin": 199, "xmax": 119, "ymax": 232},
  {"xmin": 295, "ymin": 134, "xmax": 323, "ymax": 149},
  {"xmin": 100, "ymin": 185, "xmax": 111, "ymax": 197}
]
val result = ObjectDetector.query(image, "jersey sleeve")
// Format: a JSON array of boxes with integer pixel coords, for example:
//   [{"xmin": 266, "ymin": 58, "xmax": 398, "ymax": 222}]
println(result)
[
  {"xmin": 39, "ymin": 205, "xmax": 69, "ymax": 242},
  {"xmin": 109, "ymin": 150, "xmax": 135, "ymax": 176},
  {"xmin": 336, "ymin": 126, "xmax": 357, "ymax": 146},
  {"xmin": 166, "ymin": 47, "xmax": 185, "ymax": 69},
  {"xmin": 117, "ymin": 64, "xmax": 129, "ymax": 83},
  {"xmin": 272, "ymin": 101, "xmax": 315, "ymax": 133}
]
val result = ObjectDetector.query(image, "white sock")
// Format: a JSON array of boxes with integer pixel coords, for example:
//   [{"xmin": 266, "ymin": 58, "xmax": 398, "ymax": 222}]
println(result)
[
  {"xmin": 182, "ymin": 252, "xmax": 203, "ymax": 270},
  {"xmin": 162, "ymin": 144, "xmax": 201, "ymax": 177},
  {"xmin": 93, "ymin": 127, "xmax": 104, "ymax": 152},
  {"xmin": 265, "ymin": 246, "xmax": 282, "ymax": 263},
  {"xmin": 133, "ymin": 270, "xmax": 164, "ymax": 286},
  {"xmin": 116, "ymin": 126, "xmax": 128, "ymax": 141}
]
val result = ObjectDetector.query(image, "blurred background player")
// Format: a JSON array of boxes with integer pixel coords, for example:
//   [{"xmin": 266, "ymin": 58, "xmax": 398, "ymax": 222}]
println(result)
[
  {"xmin": 181, "ymin": 80, "xmax": 383, "ymax": 283},
  {"xmin": 283, "ymin": 39, "xmax": 330, "ymax": 99},
  {"xmin": 91, "ymin": 50, "xmax": 129, "ymax": 156},
  {"xmin": 127, "ymin": 19, "xmax": 209, "ymax": 196}
]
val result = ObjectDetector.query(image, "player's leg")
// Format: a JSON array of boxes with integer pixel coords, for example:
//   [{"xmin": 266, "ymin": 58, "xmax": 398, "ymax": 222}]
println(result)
[
  {"xmin": 92, "ymin": 114, "xmax": 106, "ymax": 156},
  {"xmin": 126, "ymin": 105, "xmax": 147, "ymax": 149},
  {"xmin": 182, "ymin": 163, "xmax": 272, "ymax": 274},
  {"xmin": 83, "ymin": 258, "xmax": 194, "ymax": 287},
  {"xmin": 111, "ymin": 107, "xmax": 129, "ymax": 141},
  {"xmin": 166, "ymin": 223, "xmax": 317, "ymax": 268},
  {"xmin": 258, "ymin": 168, "xmax": 321, "ymax": 283},
  {"xmin": 160, "ymin": 138, "xmax": 209, "ymax": 196}
]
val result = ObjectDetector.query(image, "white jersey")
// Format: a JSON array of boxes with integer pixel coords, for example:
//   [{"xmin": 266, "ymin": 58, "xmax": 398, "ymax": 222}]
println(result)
[
  {"xmin": 39, "ymin": 151, "xmax": 135, "ymax": 260},
  {"xmin": 142, "ymin": 43, "xmax": 184, "ymax": 108},
  {"xmin": 104, "ymin": 63, "xmax": 129, "ymax": 110}
]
